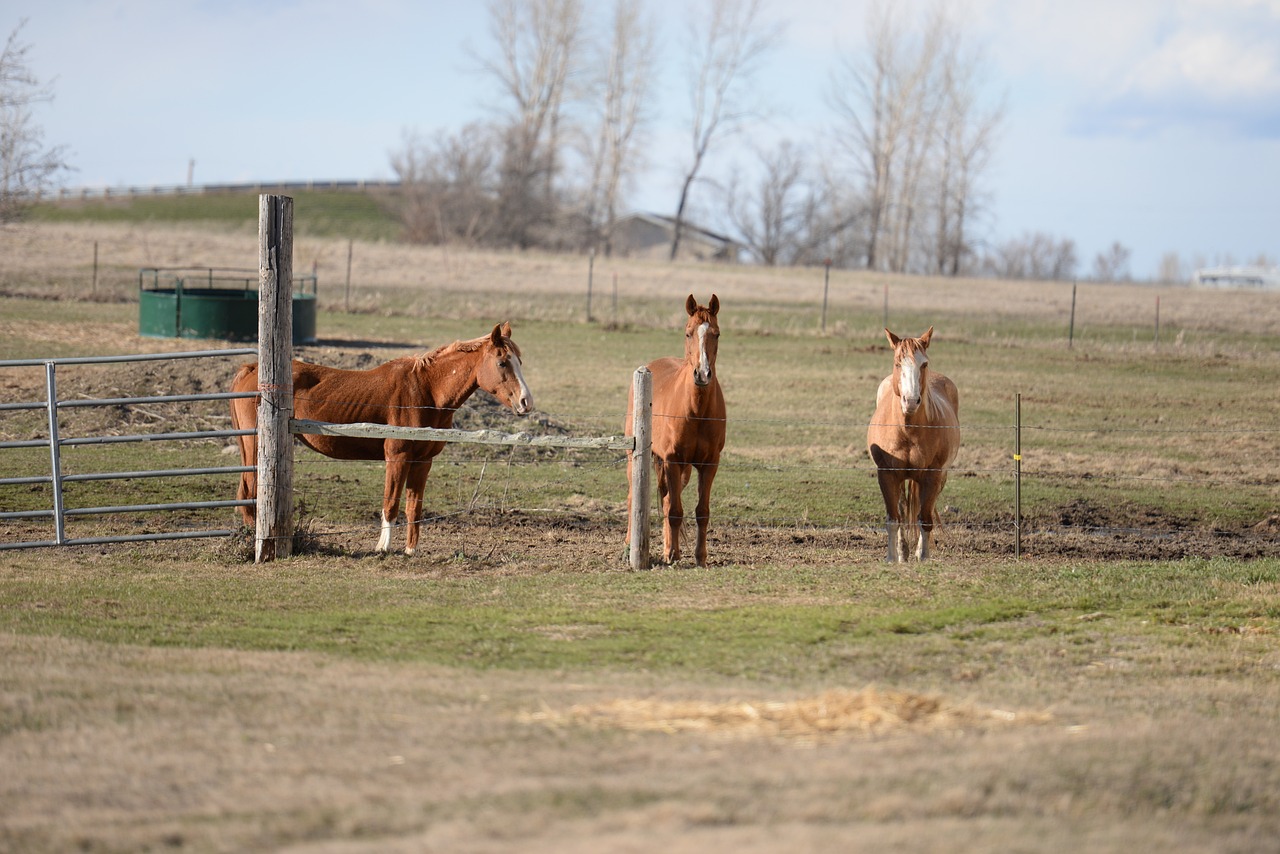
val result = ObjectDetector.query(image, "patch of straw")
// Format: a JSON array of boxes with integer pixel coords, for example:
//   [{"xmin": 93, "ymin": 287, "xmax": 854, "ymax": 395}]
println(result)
[{"xmin": 523, "ymin": 687, "xmax": 1051, "ymax": 742}]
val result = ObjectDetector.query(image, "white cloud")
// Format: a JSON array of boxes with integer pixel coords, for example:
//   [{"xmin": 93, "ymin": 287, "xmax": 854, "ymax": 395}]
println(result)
[
  {"xmin": 972, "ymin": 0, "xmax": 1280, "ymax": 136},
  {"xmin": 1123, "ymin": 25, "xmax": 1280, "ymax": 98}
]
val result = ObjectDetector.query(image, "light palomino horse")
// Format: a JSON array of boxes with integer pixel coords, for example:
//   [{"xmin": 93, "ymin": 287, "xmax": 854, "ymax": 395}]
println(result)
[
  {"xmin": 866, "ymin": 326, "xmax": 960, "ymax": 562},
  {"xmin": 626, "ymin": 294, "xmax": 727, "ymax": 566},
  {"xmin": 230, "ymin": 323, "xmax": 533, "ymax": 555}
]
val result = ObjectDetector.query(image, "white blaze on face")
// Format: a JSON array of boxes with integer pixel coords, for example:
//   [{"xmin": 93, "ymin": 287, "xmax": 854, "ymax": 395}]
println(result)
[
  {"xmin": 509, "ymin": 354, "xmax": 533, "ymax": 414},
  {"xmin": 694, "ymin": 322, "xmax": 712, "ymax": 385},
  {"xmin": 899, "ymin": 350, "xmax": 926, "ymax": 415}
]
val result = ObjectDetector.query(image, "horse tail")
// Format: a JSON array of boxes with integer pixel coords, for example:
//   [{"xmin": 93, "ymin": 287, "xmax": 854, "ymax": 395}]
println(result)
[
  {"xmin": 229, "ymin": 364, "xmax": 259, "ymax": 523},
  {"xmin": 901, "ymin": 479, "xmax": 921, "ymax": 551},
  {"xmin": 229, "ymin": 364, "xmax": 257, "ymax": 436}
]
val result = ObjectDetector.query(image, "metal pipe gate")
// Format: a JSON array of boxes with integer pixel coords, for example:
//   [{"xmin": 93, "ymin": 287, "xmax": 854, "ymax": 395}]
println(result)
[{"xmin": 0, "ymin": 348, "xmax": 257, "ymax": 550}]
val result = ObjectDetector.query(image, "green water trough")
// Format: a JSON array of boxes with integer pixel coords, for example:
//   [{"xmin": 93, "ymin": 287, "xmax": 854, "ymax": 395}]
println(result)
[{"xmin": 138, "ymin": 267, "xmax": 317, "ymax": 345}]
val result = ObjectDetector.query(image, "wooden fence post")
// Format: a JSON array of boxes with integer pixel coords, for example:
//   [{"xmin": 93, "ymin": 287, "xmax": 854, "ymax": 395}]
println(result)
[
  {"xmin": 628, "ymin": 367, "xmax": 652, "ymax": 570},
  {"xmin": 255, "ymin": 194, "xmax": 295, "ymax": 562}
]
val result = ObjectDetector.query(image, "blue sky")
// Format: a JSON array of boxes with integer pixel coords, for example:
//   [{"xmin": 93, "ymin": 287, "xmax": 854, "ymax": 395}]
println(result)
[{"xmin": 9, "ymin": 0, "xmax": 1279, "ymax": 278}]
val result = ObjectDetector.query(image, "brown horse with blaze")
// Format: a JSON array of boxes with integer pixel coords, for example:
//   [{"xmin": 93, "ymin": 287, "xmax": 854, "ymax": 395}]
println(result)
[
  {"xmin": 626, "ymin": 294, "xmax": 727, "ymax": 566},
  {"xmin": 230, "ymin": 322, "xmax": 533, "ymax": 556}
]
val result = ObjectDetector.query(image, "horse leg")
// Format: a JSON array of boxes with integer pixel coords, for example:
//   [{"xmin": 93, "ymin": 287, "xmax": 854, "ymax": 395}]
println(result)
[
  {"xmin": 235, "ymin": 433, "xmax": 257, "ymax": 525},
  {"xmin": 652, "ymin": 459, "xmax": 670, "ymax": 560},
  {"xmin": 659, "ymin": 461, "xmax": 685, "ymax": 564},
  {"xmin": 378, "ymin": 455, "xmax": 411, "ymax": 554},
  {"xmin": 875, "ymin": 470, "xmax": 904, "ymax": 563},
  {"xmin": 901, "ymin": 481, "xmax": 920, "ymax": 560},
  {"xmin": 402, "ymin": 459, "xmax": 432, "ymax": 556},
  {"xmin": 915, "ymin": 475, "xmax": 942, "ymax": 561},
  {"xmin": 693, "ymin": 462, "xmax": 718, "ymax": 567},
  {"xmin": 230, "ymin": 397, "xmax": 257, "ymax": 526}
]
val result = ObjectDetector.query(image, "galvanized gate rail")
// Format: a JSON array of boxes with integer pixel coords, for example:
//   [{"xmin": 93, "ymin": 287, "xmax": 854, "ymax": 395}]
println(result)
[{"xmin": 0, "ymin": 349, "xmax": 257, "ymax": 550}]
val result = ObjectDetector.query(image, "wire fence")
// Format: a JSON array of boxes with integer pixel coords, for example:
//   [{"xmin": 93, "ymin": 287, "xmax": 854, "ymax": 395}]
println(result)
[
  {"xmin": 255, "ymin": 405, "xmax": 1280, "ymax": 560},
  {"xmin": 2, "ymin": 359, "xmax": 1277, "ymax": 559}
]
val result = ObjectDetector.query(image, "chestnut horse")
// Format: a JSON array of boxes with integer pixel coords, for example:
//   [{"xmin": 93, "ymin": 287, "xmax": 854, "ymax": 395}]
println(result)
[
  {"xmin": 866, "ymin": 326, "xmax": 960, "ymax": 562},
  {"xmin": 230, "ymin": 323, "xmax": 533, "ymax": 555},
  {"xmin": 626, "ymin": 294, "xmax": 727, "ymax": 566}
]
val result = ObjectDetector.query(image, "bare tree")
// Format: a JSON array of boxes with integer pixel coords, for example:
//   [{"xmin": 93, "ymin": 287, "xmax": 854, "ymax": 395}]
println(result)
[
  {"xmin": 390, "ymin": 124, "xmax": 500, "ymax": 245},
  {"xmin": 726, "ymin": 141, "xmax": 801, "ymax": 265},
  {"xmin": 803, "ymin": 163, "xmax": 869, "ymax": 268},
  {"xmin": 670, "ymin": 0, "xmax": 780, "ymax": 260},
  {"xmin": 1, "ymin": 20, "xmax": 71, "ymax": 222},
  {"xmin": 479, "ymin": 0, "xmax": 585, "ymax": 247},
  {"xmin": 582, "ymin": 0, "xmax": 657, "ymax": 256},
  {"xmin": 727, "ymin": 140, "xmax": 831, "ymax": 266},
  {"xmin": 828, "ymin": 2, "xmax": 909, "ymax": 271},
  {"xmin": 829, "ymin": 2, "xmax": 1000, "ymax": 275},
  {"xmin": 1156, "ymin": 251, "xmax": 1184, "ymax": 284},
  {"xmin": 983, "ymin": 232, "xmax": 1077, "ymax": 280},
  {"xmin": 931, "ymin": 28, "xmax": 1003, "ymax": 276},
  {"xmin": 883, "ymin": 4, "xmax": 948, "ymax": 274},
  {"xmin": 1091, "ymin": 241, "xmax": 1132, "ymax": 282},
  {"xmin": 1048, "ymin": 238, "xmax": 1080, "ymax": 281}
]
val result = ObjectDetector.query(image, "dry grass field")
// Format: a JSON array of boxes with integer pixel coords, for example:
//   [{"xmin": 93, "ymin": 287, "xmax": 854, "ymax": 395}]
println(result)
[
  {"xmin": 6, "ymin": 221, "xmax": 1280, "ymax": 334},
  {"xmin": 2, "ymin": 220, "xmax": 1279, "ymax": 852}
]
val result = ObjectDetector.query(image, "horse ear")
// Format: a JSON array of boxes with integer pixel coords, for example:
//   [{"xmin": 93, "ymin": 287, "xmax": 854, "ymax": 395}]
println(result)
[
  {"xmin": 709, "ymin": 294, "xmax": 719, "ymax": 316},
  {"xmin": 500, "ymin": 321, "xmax": 512, "ymax": 339},
  {"xmin": 885, "ymin": 328, "xmax": 901, "ymax": 347},
  {"xmin": 490, "ymin": 324, "xmax": 504, "ymax": 347},
  {"xmin": 686, "ymin": 294, "xmax": 697, "ymax": 316},
  {"xmin": 920, "ymin": 326, "xmax": 934, "ymax": 348}
]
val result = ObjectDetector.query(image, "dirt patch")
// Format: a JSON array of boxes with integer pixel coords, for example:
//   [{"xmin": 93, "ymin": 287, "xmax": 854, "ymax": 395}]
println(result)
[{"xmin": 240, "ymin": 506, "xmax": 1280, "ymax": 580}]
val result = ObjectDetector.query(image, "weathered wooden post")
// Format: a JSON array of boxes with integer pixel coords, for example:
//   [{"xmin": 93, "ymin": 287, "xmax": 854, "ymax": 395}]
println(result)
[
  {"xmin": 1015, "ymin": 392, "xmax": 1022, "ymax": 561},
  {"xmin": 255, "ymin": 194, "xmax": 295, "ymax": 562},
  {"xmin": 628, "ymin": 367, "xmax": 653, "ymax": 570},
  {"xmin": 344, "ymin": 238, "xmax": 353, "ymax": 313},
  {"xmin": 821, "ymin": 257, "xmax": 831, "ymax": 332},
  {"xmin": 1068, "ymin": 281, "xmax": 1077, "ymax": 349},
  {"xmin": 586, "ymin": 247, "xmax": 595, "ymax": 322}
]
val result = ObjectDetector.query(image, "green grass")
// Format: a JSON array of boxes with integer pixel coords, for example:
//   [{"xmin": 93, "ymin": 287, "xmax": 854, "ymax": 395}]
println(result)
[
  {"xmin": 1, "ymin": 551, "xmax": 1275, "ymax": 678},
  {"xmin": 29, "ymin": 188, "xmax": 403, "ymax": 241}
]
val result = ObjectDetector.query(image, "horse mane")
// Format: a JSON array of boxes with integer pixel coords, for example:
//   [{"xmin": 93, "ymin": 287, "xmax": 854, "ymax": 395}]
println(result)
[
  {"xmin": 924, "ymin": 383, "xmax": 950, "ymax": 426},
  {"xmin": 690, "ymin": 306, "xmax": 718, "ymax": 327},
  {"xmin": 403, "ymin": 333, "xmax": 522, "ymax": 372}
]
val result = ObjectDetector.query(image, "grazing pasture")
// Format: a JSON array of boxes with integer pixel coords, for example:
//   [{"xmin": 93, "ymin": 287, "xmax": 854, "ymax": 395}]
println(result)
[{"xmin": 1, "ymin": 220, "xmax": 1279, "ymax": 851}]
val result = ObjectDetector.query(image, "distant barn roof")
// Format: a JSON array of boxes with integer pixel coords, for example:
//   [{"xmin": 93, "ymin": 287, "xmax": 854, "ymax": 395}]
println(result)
[
  {"xmin": 1193, "ymin": 266, "xmax": 1280, "ymax": 289},
  {"xmin": 610, "ymin": 212, "xmax": 740, "ymax": 263}
]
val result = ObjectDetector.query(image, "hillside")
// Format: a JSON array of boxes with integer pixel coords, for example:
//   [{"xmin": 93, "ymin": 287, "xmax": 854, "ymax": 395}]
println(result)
[{"xmin": 27, "ymin": 185, "xmax": 403, "ymax": 242}]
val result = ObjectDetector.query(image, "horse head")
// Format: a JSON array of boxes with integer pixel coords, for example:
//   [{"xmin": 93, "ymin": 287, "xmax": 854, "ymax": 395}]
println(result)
[
  {"xmin": 684, "ymin": 293, "xmax": 721, "ymax": 388},
  {"xmin": 887, "ymin": 326, "xmax": 933, "ymax": 418},
  {"xmin": 477, "ymin": 321, "xmax": 534, "ymax": 415}
]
